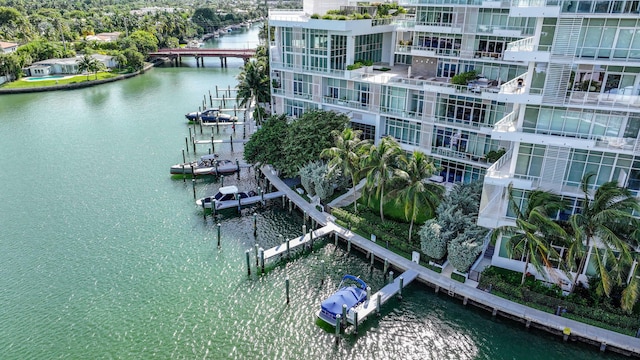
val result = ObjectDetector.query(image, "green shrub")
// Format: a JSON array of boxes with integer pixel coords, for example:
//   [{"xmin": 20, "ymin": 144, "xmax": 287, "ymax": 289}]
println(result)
[
  {"xmin": 311, "ymin": 13, "xmax": 320, "ymax": 19},
  {"xmin": 451, "ymin": 70, "xmax": 477, "ymax": 85}
]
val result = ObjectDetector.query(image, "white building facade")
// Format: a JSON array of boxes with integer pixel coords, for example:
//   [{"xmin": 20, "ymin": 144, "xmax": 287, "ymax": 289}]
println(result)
[{"xmin": 268, "ymin": 0, "xmax": 640, "ymax": 286}]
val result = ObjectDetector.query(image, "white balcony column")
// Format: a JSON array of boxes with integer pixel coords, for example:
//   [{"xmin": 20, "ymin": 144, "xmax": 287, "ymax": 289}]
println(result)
[
  {"xmin": 516, "ymin": 103, "xmax": 526, "ymax": 129},
  {"xmin": 346, "ymin": 36, "xmax": 356, "ymax": 66},
  {"xmin": 390, "ymin": 31, "xmax": 397, "ymax": 67},
  {"xmin": 508, "ymin": 142, "xmax": 521, "ymax": 179},
  {"xmin": 533, "ymin": 16, "xmax": 544, "ymax": 44},
  {"xmin": 375, "ymin": 114, "xmax": 384, "ymax": 143},
  {"xmin": 524, "ymin": 61, "xmax": 536, "ymax": 89}
]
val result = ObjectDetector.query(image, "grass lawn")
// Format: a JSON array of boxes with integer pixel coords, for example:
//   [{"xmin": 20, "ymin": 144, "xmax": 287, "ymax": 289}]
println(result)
[
  {"xmin": 363, "ymin": 193, "xmax": 431, "ymax": 224},
  {"xmin": 1, "ymin": 72, "xmax": 119, "ymax": 89}
]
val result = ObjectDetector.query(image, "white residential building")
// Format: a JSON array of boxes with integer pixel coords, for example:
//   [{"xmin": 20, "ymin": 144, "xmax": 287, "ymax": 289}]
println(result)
[
  {"xmin": 0, "ymin": 41, "xmax": 18, "ymax": 53},
  {"xmin": 268, "ymin": 0, "xmax": 640, "ymax": 286}
]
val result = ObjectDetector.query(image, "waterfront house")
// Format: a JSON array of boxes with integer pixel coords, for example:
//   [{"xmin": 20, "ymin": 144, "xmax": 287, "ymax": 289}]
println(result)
[
  {"xmin": 84, "ymin": 32, "xmax": 121, "ymax": 42},
  {"xmin": 0, "ymin": 41, "xmax": 18, "ymax": 53},
  {"xmin": 25, "ymin": 54, "xmax": 118, "ymax": 77},
  {"xmin": 268, "ymin": 0, "xmax": 640, "ymax": 289}
]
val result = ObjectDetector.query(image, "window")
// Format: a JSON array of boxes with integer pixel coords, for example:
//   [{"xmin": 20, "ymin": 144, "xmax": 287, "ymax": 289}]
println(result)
[
  {"xmin": 416, "ymin": 7, "xmax": 454, "ymax": 26},
  {"xmin": 385, "ymin": 118, "xmax": 421, "ymax": 146},
  {"xmin": 437, "ymin": 62, "xmax": 458, "ymax": 78}
]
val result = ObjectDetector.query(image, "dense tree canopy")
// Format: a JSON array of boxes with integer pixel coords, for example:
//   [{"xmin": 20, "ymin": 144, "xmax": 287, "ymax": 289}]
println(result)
[{"xmin": 244, "ymin": 110, "xmax": 349, "ymax": 177}]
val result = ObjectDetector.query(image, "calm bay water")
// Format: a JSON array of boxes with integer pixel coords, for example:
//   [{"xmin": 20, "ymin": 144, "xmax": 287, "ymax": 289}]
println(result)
[{"xmin": 0, "ymin": 26, "xmax": 622, "ymax": 359}]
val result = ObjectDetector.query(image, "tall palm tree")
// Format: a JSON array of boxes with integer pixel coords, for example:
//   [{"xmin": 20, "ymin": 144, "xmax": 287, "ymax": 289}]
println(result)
[
  {"xmin": 491, "ymin": 187, "xmax": 567, "ymax": 285},
  {"xmin": 236, "ymin": 60, "xmax": 270, "ymax": 126},
  {"xmin": 320, "ymin": 128, "xmax": 369, "ymax": 212},
  {"xmin": 392, "ymin": 151, "xmax": 444, "ymax": 241},
  {"xmin": 568, "ymin": 173, "xmax": 640, "ymax": 299},
  {"xmin": 76, "ymin": 54, "xmax": 98, "ymax": 80},
  {"xmin": 362, "ymin": 136, "xmax": 402, "ymax": 221}
]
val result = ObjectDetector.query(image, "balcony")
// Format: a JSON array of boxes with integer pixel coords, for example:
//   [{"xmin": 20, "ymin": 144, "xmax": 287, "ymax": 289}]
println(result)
[
  {"xmin": 483, "ymin": 148, "xmax": 535, "ymax": 189},
  {"xmin": 503, "ymin": 37, "xmax": 550, "ymax": 62},
  {"xmin": 434, "ymin": 147, "xmax": 490, "ymax": 166},
  {"xmin": 509, "ymin": 0, "xmax": 560, "ymax": 17},
  {"xmin": 324, "ymin": 96, "xmax": 374, "ymax": 112}
]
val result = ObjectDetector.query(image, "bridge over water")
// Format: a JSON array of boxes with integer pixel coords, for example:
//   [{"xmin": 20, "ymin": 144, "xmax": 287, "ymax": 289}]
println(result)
[{"xmin": 149, "ymin": 48, "xmax": 256, "ymax": 67}]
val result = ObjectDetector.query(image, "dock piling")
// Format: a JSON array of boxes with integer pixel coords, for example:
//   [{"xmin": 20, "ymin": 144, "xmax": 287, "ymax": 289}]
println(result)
[
  {"xmin": 366, "ymin": 286, "xmax": 371, "ymax": 300},
  {"xmin": 341, "ymin": 304, "xmax": 347, "ymax": 328},
  {"xmin": 354, "ymin": 312, "xmax": 359, "ymax": 335},
  {"xmin": 347, "ymin": 239, "xmax": 351, "ymax": 254},
  {"xmin": 398, "ymin": 276, "xmax": 404, "ymax": 300},
  {"xmin": 334, "ymin": 233, "xmax": 338, "ymax": 246},
  {"xmin": 182, "ymin": 149, "xmax": 186, "ymax": 163},
  {"xmin": 253, "ymin": 213, "xmax": 257, "ymax": 236},
  {"xmin": 192, "ymin": 179, "xmax": 196, "ymax": 199},
  {"xmin": 217, "ymin": 223, "xmax": 221, "ymax": 247},
  {"xmin": 288, "ymin": 199, "xmax": 292, "ymax": 213},
  {"xmin": 230, "ymin": 135, "xmax": 233, "ymax": 151},
  {"xmin": 202, "ymin": 200, "xmax": 206, "ymax": 220},
  {"xmin": 285, "ymin": 276, "xmax": 290, "ymax": 304},
  {"xmin": 388, "ymin": 271, "xmax": 394, "ymax": 284},
  {"xmin": 376, "ymin": 293, "xmax": 381, "ymax": 315},
  {"xmin": 370, "ymin": 252, "xmax": 375, "ymax": 268},
  {"xmin": 302, "ymin": 225, "xmax": 307, "ymax": 238},
  {"xmin": 254, "ymin": 243, "xmax": 259, "ymax": 267},
  {"xmin": 185, "ymin": 137, "xmax": 189, "ymax": 153},
  {"xmin": 383, "ymin": 258, "xmax": 389, "ymax": 275},
  {"xmin": 245, "ymin": 250, "xmax": 251, "ymax": 276},
  {"xmin": 259, "ymin": 248, "xmax": 265, "ymax": 274},
  {"xmin": 282, "ymin": 195, "xmax": 286, "ymax": 208},
  {"xmin": 335, "ymin": 314, "xmax": 341, "ymax": 341},
  {"xmin": 320, "ymin": 260, "xmax": 325, "ymax": 284},
  {"xmin": 182, "ymin": 164, "xmax": 185, "ymax": 182}
]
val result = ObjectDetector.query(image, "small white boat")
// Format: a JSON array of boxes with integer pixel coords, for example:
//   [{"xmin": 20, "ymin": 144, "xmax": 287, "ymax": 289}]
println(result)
[
  {"xmin": 196, "ymin": 186, "xmax": 257, "ymax": 208},
  {"xmin": 170, "ymin": 155, "xmax": 238, "ymax": 176}
]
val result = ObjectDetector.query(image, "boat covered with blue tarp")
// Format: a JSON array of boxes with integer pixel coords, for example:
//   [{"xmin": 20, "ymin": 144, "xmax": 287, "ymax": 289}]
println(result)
[{"xmin": 318, "ymin": 275, "xmax": 367, "ymax": 326}]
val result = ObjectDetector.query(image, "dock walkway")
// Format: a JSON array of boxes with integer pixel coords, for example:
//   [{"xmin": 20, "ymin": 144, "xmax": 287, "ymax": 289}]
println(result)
[
  {"xmin": 263, "ymin": 225, "xmax": 334, "ymax": 260},
  {"xmin": 260, "ymin": 165, "xmax": 334, "ymax": 226},
  {"xmin": 347, "ymin": 269, "xmax": 419, "ymax": 325},
  {"xmin": 257, "ymin": 164, "xmax": 640, "ymax": 356}
]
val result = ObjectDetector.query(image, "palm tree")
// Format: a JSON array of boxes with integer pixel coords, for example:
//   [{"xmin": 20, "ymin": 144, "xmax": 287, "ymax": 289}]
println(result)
[
  {"xmin": 76, "ymin": 54, "xmax": 98, "ymax": 80},
  {"xmin": 392, "ymin": 151, "xmax": 444, "ymax": 241},
  {"xmin": 236, "ymin": 60, "xmax": 270, "ymax": 126},
  {"xmin": 568, "ymin": 173, "xmax": 640, "ymax": 301},
  {"xmin": 491, "ymin": 187, "xmax": 567, "ymax": 285},
  {"xmin": 362, "ymin": 136, "xmax": 402, "ymax": 221},
  {"xmin": 320, "ymin": 128, "xmax": 369, "ymax": 212}
]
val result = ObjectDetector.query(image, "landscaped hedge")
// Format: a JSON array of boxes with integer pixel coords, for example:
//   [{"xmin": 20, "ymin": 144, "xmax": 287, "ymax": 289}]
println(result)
[
  {"xmin": 479, "ymin": 266, "xmax": 640, "ymax": 335},
  {"xmin": 332, "ymin": 207, "xmax": 427, "ymax": 263}
]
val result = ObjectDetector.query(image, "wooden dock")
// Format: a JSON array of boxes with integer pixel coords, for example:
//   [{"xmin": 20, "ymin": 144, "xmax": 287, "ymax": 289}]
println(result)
[
  {"xmin": 263, "ymin": 225, "xmax": 334, "ymax": 260},
  {"xmin": 210, "ymin": 191, "xmax": 285, "ymax": 210},
  {"xmin": 347, "ymin": 269, "xmax": 419, "ymax": 325}
]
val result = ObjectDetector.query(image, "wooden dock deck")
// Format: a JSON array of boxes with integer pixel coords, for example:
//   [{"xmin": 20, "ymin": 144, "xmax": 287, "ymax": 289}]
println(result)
[
  {"xmin": 210, "ymin": 191, "xmax": 285, "ymax": 210},
  {"xmin": 263, "ymin": 225, "xmax": 334, "ymax": 260},
  {"xmin": 347, "ymin": 269, "xmax": 419, "ymax": 325}
]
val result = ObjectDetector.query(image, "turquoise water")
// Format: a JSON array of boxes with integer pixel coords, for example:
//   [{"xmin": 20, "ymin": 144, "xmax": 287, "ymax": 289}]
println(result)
[{"xmin": 0, "ymin": 26, "xmax": 625, "ymax": 359}]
